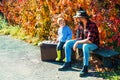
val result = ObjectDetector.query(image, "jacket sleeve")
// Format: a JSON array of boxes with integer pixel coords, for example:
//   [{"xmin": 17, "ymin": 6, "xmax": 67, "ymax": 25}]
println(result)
[{"xmin": 66, "ymin": 27, "xmax": 72, "ymax": 40}]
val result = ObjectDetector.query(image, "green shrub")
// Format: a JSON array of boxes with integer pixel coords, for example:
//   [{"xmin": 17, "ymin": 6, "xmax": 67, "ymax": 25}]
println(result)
[{"xmin": 9, "ymin": 26, "xmax": 20, "ymax": 36}]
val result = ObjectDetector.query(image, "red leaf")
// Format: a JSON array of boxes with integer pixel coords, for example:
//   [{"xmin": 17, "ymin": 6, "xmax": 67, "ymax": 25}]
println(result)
[
  {"xmin": 117, "ymin": 38, "xmax": 120, "ymax": 46},
  {"xmin": 18, "ymin": 0, "xmax": 23, "ymax": 2}
]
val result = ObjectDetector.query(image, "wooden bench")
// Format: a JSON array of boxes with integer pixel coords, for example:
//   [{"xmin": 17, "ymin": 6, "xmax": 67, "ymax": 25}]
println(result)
[
  {"xmin": 90, "ymin": 48, "xmax": 119, "ymax": 69},
  {"xmin": 91, "ymin": 48, "xmax": 119, "ymax": 58},
  {"xmin": 39, "ymin": 41, "xmax": 120, "ymax": 69},
  {"xmin": 77, "ymin": 48, "xmax": 120, "ymax": 70}
]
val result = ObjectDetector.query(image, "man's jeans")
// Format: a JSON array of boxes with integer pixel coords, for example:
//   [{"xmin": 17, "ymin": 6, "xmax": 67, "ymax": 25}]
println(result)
[{"xmin": 64, "ymin": 40, "xmax": 98, "ymax": 66}]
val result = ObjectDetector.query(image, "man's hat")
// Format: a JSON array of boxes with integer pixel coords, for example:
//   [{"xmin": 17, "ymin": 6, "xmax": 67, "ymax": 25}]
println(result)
[{"xmin": 73, "ymin": 9, "xmax": 90, "ymax": 18}]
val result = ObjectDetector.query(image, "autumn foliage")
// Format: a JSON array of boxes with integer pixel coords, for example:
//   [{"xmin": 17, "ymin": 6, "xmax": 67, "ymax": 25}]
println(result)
[{"xmin": 1, "ymin": 0, "xmax": 120, "ymax": 51}]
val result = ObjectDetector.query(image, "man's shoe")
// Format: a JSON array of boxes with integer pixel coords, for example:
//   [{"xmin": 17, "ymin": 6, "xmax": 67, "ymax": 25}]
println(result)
[
  {"xmin": 58, "ymin": 62, "xmax": 71, "ymax": 71},
  {"xmin": 79, "ymin": 66, "xmax": 88, "ymax": 77}
]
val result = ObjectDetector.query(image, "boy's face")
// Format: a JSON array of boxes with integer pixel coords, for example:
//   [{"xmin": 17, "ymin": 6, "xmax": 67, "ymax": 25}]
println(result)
[{"xmin": 59, "ymin": 20, "xmax": 65, "ymax": 27}]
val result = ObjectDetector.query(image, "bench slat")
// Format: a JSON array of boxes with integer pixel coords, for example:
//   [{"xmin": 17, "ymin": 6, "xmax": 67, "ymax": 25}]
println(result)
[{"xmin": 91, "ymin": 48, "xmax": 119, "ymax": 57}]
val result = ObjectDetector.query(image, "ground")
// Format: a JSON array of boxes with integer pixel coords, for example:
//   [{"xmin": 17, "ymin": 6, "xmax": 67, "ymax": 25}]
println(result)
[{"xmin": 0, "ymin": 35, "xmax": 104, "ymax": 80}]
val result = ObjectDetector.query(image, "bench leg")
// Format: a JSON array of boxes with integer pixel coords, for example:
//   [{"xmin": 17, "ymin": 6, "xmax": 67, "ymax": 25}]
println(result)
[
  {"xmin": 102, "ymin": 57, "xmax": 120, "ymax": 71},
  {"xmin": 102, "ymin": 57, "xmax": 113, "ymax": 68}
]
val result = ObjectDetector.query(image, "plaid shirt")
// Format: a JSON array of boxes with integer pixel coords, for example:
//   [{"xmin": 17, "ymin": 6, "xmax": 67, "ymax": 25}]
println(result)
[
  {"xmin": 77, "ymin": 20, "xmax": 100, "ymax": 45},
  {"xmin": 85, "ymin": 20, "xmax": 100, "ymax": 45}
]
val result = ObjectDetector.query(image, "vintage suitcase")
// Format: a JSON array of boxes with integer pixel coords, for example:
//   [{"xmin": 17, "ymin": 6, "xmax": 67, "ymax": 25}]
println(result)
[
  {"xmin": 39, "ymin": 41, "xmax": 57, "ymax": 61},
  {"xmin": 39, "ymin": 41, "xmax": 76, "ymax": 62}
]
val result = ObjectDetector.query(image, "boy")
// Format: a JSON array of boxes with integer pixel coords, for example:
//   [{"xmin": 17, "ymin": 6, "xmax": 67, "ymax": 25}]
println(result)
[{"xmin": 56, "ymin": 18, "xmax": 72, "ymax": 61}]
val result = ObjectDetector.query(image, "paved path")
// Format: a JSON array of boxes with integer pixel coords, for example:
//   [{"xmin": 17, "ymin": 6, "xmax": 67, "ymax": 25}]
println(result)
[{"xmin": 0, "ymin": 35, "xmax": 104, "ymax": 80}]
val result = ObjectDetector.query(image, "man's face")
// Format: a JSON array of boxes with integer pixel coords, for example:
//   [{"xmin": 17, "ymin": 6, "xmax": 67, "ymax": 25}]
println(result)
[{"xmin": 74, "ymin": 17, "xmax": 83, "ymax": 24}]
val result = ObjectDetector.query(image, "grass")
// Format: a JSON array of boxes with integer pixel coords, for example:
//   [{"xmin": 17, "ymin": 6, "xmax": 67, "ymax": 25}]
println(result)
[
  {"xmin": 99, "ymin": 71, "xmax": 120, "ymax": 80},
  {"xmin": 0, "ymin": 15, "xmax": 40, "ymax": 45}
]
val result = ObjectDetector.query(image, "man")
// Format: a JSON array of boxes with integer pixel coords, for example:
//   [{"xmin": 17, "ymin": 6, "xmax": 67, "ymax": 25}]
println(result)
[{"xmin": 58, "ymin": 9, "xmax": 100, "ymax": 77}]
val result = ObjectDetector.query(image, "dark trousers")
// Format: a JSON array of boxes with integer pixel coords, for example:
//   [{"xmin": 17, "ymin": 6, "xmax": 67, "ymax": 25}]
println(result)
[{"xmin": 56, "ymin": 42, "xmax": 65, "ymax": 51}]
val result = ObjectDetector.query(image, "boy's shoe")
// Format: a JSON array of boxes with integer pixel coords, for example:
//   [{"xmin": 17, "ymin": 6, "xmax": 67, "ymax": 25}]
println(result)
[
  {"xmin": 55, "ymin": 50, "xmax": 61, "ymax": 61},
  {"xmin": 55, "ymin": 58, "xmax": 61, "ymax": 61},
  {"xmin": 62, "ymin": 58, "xmax": 66, "ymax": 62}
]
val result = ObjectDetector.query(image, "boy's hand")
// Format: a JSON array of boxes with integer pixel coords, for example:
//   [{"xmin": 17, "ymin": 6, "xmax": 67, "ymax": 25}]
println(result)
[{"xmin": 54, "ymin": 40, "xmax": 59, "ymax": 44}]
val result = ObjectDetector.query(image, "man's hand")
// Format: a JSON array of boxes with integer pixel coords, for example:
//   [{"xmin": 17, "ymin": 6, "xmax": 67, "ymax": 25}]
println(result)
[{"xmin": 73, "ymin": 42, "xmax": 78, "ymax": 51}]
